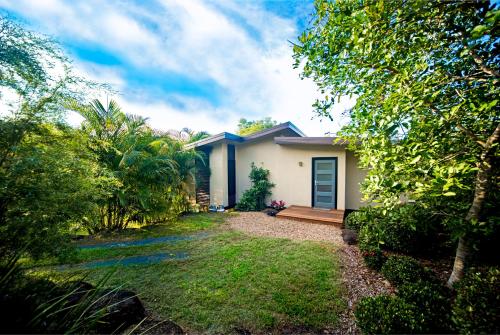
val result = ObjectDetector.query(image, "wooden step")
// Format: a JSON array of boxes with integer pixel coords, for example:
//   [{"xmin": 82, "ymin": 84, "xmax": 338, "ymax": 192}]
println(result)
[{"xmin": 276, "ymin": 205, "xmax": 344, "ymax": 225}]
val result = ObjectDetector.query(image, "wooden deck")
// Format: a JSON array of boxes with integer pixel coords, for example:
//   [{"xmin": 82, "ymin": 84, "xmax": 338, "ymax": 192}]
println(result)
[{"xmin": 276, "ymin": 205, "xmax": 345, "ymax": 225}]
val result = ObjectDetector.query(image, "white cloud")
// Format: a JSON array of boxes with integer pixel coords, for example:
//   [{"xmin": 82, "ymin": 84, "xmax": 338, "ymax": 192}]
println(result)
[{"xmin": 1, "ymin": 0, "xmax": 354, "ymax": 135}]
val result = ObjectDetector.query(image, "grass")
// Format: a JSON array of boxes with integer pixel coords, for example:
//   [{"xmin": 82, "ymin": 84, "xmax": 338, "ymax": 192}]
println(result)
[
  {"xmin": 78, "ymin": 212, "xmax": 227, "ymax": 243},
  {"xmin": 31, "ymin": 213, "xmax": 345, "ymax": 334}
]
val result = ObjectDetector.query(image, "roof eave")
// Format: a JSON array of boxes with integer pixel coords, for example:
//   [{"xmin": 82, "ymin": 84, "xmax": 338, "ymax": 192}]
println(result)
[
  {"xmin": 274, "ymin": 137, "xmax": 349, "ymax": 146},
  {"xmin": 184, "ymin": 121, "xmax": 306, "ymax": 149},
  {"xmin": 184, "ymin": 132, "xmax": 243, "ymax": 150}
]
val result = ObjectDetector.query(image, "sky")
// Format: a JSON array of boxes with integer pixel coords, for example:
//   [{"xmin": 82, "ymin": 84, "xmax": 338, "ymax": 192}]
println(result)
[{"xmin": 0, "ymin": 0, "xmax": 354, "ymax": 136}]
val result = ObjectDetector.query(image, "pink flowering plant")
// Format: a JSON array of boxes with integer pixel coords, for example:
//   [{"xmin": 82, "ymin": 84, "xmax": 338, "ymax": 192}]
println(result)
[{"xmin": 270, "ymin": 200, "xmax": 286, "ymax": 211}]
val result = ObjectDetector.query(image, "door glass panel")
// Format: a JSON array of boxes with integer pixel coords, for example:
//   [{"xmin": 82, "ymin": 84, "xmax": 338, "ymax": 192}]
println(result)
[
  {"xmin": 317, "ymin": 195, "xmax": 332, "ymax": 203},
  {"xmin": 317, "ymin": 174, "xmax": 332, "ymax": 181},
  {"xmin": 317, "ymin": 184, "xmax": 332, "ymax": 192},
  {"xmin": 317, "ymin": 162, "xmax": 333, "ymax": 170},
  {"xmin": 313, "ymin": 158, "xmax": 336, "ymax": 209}
]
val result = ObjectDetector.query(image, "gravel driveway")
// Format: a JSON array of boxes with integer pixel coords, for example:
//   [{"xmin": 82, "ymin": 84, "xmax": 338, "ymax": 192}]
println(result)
[
  {"xmin": 228, "ymin": 211, "xmax": 393, "ymax": 335},
  {"xmin": 227, "ymin": 211, "xmax": 344, "ymax": 244}
]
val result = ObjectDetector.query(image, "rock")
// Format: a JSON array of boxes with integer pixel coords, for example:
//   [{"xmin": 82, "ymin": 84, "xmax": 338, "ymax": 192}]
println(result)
[
  {"xmin": 65, "ymin": 281, "xmax": 95, "ymax": 306},
  {"xmin": 342, "ymin": 229, "xmax": 358, "ymax": 245},
  {"xmin": 266, "ymin": 209, "xmax": 278, "ymax": 216},
  {"xmin": 93, "ymin": 289, "xmax": 146, "ymax": 333},
  {"xmin": 234, "ymin": 327, "xmax": 252, "ymax": 335}
]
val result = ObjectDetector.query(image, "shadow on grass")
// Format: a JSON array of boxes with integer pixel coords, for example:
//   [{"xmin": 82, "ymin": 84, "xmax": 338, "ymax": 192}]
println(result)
[
  {"xmin": 59, "ymin": 252, "xmax": 189, "ymax": 269},
  {"xmin": 78, "ymin": 232, "xmax": 209, "ymax": 250}
]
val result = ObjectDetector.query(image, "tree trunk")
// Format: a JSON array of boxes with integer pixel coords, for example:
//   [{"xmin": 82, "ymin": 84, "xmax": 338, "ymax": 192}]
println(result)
[
  {"xmin": 447, "ymin": 235, "xmax": 470, "ymax": 287},
  {"xmin": 448, "ymin": 161, "xmax": 491, "ymax": 287},
  {"xmin": 447, "ymin": 123, "xmax": 499, "ymax": 287}
]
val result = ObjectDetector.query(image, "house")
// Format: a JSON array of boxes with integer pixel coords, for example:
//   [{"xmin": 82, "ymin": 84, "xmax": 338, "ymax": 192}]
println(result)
[{"xmin": 185, "ymin": 122, "xmax": 367, "ymax": 223}]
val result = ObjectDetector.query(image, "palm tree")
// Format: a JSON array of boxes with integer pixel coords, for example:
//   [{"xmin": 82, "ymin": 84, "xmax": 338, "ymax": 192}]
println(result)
[
  {"xmin": 71, "ymin": 99, "xmax": 201, "ymax": 232},
  {"xmin": 167, "ymin": 127, "xmax": 211, "ymax": 143}
]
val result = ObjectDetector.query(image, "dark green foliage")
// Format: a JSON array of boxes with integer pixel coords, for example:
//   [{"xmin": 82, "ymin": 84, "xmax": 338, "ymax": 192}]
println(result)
[
  {"xmin": 398, "ymin": 280, "xmax": 453, "ymax": 333},
  {"xmin": 355, "ymin": 281, "xmax": 454, "ymax": 334},
  {"xmin": 0, "ymin": 17, "xmax": 103, "ymax": 260},
  {"xmin": 355, "ymin": 204, "xmax": 448, "ymax": 255},
  {"xmin": 0, "ymin": 123, "xmax": 99, "ymax": 260},
  {"xmin": 73, "ymin": 99, "xmax": 202, "ymax": 233},
  {"xmin": 236, "ymin": 163, "xmax": 275, "ymax": 211},
  {"xmin": 358, "ymin": 220, "xmax": 383, "ymax": 250},
  {"xmin": 295, "ymin": 0, "xmax": 499, "ymax": 285},
  {"xmin": 452, "ymin": 267, "xmax": 500, "ymax": 334},
  {"xmin": 356, "ymin": 253, "xmax": 456, "ymax": 334},
  {"xmin": 344, "ymin": 209, "xmax": 372, "ymax": 231},
  {"xmin": 380, "ymin": 255, "xmax": 428, "ymax": 287},
  {"xmin": 355, "ymin": 295, "xmax": 424, "ymax": 334},
  {"xmin": 0, "ymin": 259, "xmax": 114, "ymax": 334},
  {"xmin": 0, "ymin": 16, "xmax": 204, "ymax": 261},
  {"xmin": 360, "ymin": 247, "xmax": 387, "ymax": 271}
]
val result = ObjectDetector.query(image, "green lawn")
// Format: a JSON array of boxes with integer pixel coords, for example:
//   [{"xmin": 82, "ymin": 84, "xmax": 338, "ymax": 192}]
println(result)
[
  {"xmin": 78, "ymin": 212, "xmax": 226, "ymax": 243},
  {"xmin": 32, "ymin": 213, "xmax": 345, "ymax": 334}
]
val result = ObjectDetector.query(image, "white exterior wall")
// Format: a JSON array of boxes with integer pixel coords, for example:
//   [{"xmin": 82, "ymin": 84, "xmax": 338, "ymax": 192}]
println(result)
[
  {"xmin": 345, "ymin": 151, "xmax": 368, "ymax": 210},
  {"xmin": 209, "ymin": 142, "xmax": 228, "ymax": 206},
  {"xmin": 235, "ymin": 137, "xmax": 348, "ymax": 210}
]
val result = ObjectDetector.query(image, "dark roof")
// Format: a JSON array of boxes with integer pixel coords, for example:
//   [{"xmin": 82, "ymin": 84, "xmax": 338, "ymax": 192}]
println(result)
[
  {"xmin": 184, "ymin": 121, "xmax": 305, "ymax": 149},
  {"xmin": 244, "ymin": 121, "xmax": 306, "ymax": 139},
  {"xmin": 183, "ymin": 132, "xmax": 243, "ymax": 149},
  {"xmin": 274, "ymin": 137, "xmax": 348, "ymax": 146}
]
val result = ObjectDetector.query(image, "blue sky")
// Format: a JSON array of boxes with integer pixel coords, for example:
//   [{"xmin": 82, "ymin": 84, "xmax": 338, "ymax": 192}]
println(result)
[{"xmin": 0, "ymin": 0, "xmax": 352, "ymax": 135}]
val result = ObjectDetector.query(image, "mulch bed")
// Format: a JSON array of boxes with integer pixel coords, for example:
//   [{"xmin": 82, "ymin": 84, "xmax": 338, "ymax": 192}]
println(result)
[{"xmin": 335, "ymin": 245, "xmax": 395, "ymax": 335}]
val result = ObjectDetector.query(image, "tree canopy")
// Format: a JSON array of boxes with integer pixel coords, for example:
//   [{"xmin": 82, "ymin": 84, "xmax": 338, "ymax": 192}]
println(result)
[
  {"xmin": 236, "ymin": 117, "xmax": 277, "ymax": 136},
  {"xmin": 167, "ymin": 128, "xmax": 211, "ymax": 143},
  {"xmin": 72, "ymin": 99, "xmax": 201, "ymax": 233},
  {"xmin": 294, "ymin": 0, "xmax": 499, "ymax": 285},
  {"xmin": 0, "ymin": 17, "xmax": 204, "ymax": 260},
  {"xmin": 0, "ymin": 17, "xmax": 103, "ymax": 259}
]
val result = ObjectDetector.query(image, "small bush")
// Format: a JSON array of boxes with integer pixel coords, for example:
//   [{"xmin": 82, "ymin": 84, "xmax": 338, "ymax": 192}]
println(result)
[
  {"xmin": 344, "ymin": 208, "xmax": 373, "ymax": 231},
  {"xmin": 358, "ymin": 224, "xmax": 387, "ymax": 270},
  {"xmin": 361, "ymin": 247, "xmax": 387, "ymax": 270},
  {"xmin": 235, "ymin": 163, "xmax": 274, "ymax": 211},
  {"xmin": 398, "ymin": 280, "xmax": 453, "ymax": 332},
  {"xmin": 358, "ymin": 223, "xmax": 383, "ymax": 250},
  {"xmin": 344, "ymin": 211, "xmax": 361, "ymax": 231},
  {"xmin": 351, "ymin": 204, "xmax": 447, "ymax": 255},
  {"xmin": 380, "ymin": 255, "xmax": 428, "ymax": 286},
  {"xmin": 355, "ymin": 295, "xmax": 424, "ymax": 334},
  {"xmin": 452, "ymin": 267, "xmax": 500, "ymax": 334}
]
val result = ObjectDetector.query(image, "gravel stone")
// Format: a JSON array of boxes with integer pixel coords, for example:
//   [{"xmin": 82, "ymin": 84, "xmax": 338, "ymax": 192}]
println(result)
[{"xmin": 228, "ymin": 211, "xmax": 344, "ymax": 244}]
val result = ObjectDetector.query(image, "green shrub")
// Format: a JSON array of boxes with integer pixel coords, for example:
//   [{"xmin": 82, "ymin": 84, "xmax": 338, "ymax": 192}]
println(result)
[
  {"xmin": 352, "ymin": 204, "xmax": 447, "ymax": 255},
  {"xmin": 380, "ymin": 255, "xmax": 428, "ymax": 287},
  {"xmin": 235, "ymin": 163, "xmax": 275, "ymax": 211},
  {"xmin": 355, "ymin": 295, "xmax": 424, "ymax": 334},
  {"xmin": 360, "ymin": 247, "xmax": 387, "ymax": 270},
  {"xmin": 344, "ymin": 207, "xmax": 383, "ymax": 231},
  {"xmin": 399, "ymin": 280, "xmax": 453, "ymax": 333},
  {"xmin": 358, "ymin": 223, "xmax": 387, "ymax": 270},
  {"xmin": 452, "ymin": 267, "xmax": 500, "ymax": 334}
]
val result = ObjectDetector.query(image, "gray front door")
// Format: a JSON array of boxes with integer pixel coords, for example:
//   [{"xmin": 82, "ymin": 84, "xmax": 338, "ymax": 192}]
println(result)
[{"xmin": 313, "ymin": 158, "xmax": 337, "ymax": 209}]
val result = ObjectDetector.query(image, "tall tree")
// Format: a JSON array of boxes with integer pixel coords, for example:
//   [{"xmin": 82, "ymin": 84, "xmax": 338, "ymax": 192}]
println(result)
[
  {"xmin": 0, "ymin": 17, "xmax": 102, "ymax": 259},
  {"xmin": 73, "ymin": 99, "xmax": 201, "ymax": 232},
  {"xmin": 294, "ymin": 0, "xmax": 499, "ymax": 286},
  {"xmin": 167, "ymin": 127, "xmax": 211, "ymax": 143},
  {"xmin": 236, "ymin": 117, "xmax": 277, "ymax": 136}
]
